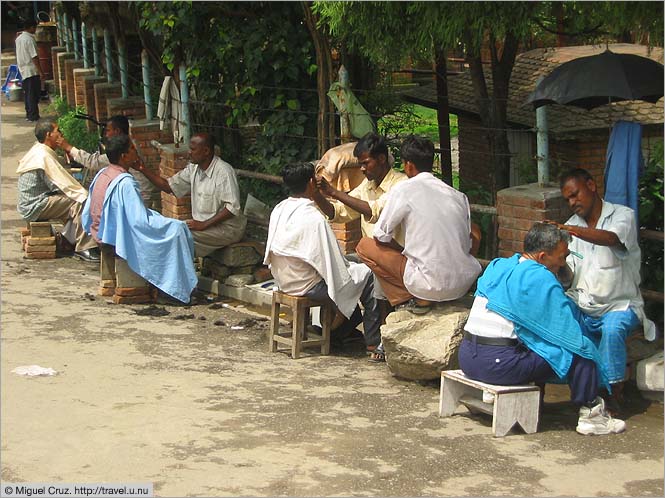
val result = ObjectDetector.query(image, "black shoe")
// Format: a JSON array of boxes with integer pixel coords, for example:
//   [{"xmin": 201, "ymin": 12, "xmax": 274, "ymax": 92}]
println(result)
[{"xmin": 74, "ymin": 248, "xmax": 100, "ymax": 263}]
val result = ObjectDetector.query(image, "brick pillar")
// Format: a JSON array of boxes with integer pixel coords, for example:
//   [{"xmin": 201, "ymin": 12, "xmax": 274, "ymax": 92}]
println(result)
[
  {"xmin": 330, "ymin": 219, "xmax": 362, "ymax": 254},
  {"xmin": 73, "ymin": 68, "xmax": 96, "ymax": 108},
  {"xmin": 130, "ymin": 119, "xmax": 175, "ymax": 211},
  {"xmin": 158, "ymin": 144, "xmax": 192, "ymax": 220},
  {"xmin": 64, "ymin": 58, "xmax": 84, "ymax": 106},
  {"xmin": 82, "ymin": 75, "xmax": 106, "ymax": 132},
  {"xmin": 107, "ymin": 96, "xmax": 146, "ymax": 120},
  {"xmin": 50, "ymin": 47, "xmax": 65, "ymax": 95},
  {"xmin": 56, "ymin": 52, "xmax": 74, "ymax": 98},
  {"xmin": 496, "ymin": 184, "xmax": 571, "ymax": 258},
  {"xmin": 93, "ymin": 82, "xmax": 122, "ymax": 122}
]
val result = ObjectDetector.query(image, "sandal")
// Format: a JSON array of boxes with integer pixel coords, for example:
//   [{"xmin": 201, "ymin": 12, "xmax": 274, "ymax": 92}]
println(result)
[
  {"xmin": 368, "ymin": 343, "xmax": 386, "ymax": 363},
  {"xmin": 396, "ymin": 298, "xmax": 433, "ymax": 315},
  {"xmin": 368, "ymin": 350, "xmax": 385, "ymax": 363}
]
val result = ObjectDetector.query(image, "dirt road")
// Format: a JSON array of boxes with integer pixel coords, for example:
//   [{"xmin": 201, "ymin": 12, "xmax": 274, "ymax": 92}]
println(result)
[{"xmin": 1, "ymin": 100, "xmax": 663, "ymax": 497}]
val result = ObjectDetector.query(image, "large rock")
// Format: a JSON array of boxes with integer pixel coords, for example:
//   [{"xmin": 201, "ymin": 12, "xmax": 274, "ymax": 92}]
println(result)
[{"xmin": 382, "ymin": 302, "xmax": 471, "ymax": 381}]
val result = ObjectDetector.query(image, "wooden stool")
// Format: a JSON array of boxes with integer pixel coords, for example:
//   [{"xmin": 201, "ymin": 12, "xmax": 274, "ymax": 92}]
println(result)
[
  {"xmin": 439, "ymin": 369, "xmax": 541, "ymax": 437},
  {"xmin": 269, "ymin": 291, "xmax": 333, "ymax": 359}
]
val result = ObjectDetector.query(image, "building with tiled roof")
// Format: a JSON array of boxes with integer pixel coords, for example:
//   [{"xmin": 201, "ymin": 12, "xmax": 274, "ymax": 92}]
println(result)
[{"xmin": 403, "ymin": 43, "xmax": 664, "ymax": 195}]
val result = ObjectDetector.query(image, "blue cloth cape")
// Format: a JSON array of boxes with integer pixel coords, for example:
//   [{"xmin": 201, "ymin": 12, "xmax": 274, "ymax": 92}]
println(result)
[
  {"xmin": 476, "ymin": 254, "xmax": 610, "ymax": 389},
  {"xmin": 82, "ymin": 170, "xmax": 197, "ymax": 303}
]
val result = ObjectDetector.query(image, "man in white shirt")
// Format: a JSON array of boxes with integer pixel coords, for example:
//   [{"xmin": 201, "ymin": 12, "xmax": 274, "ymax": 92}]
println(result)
[
  {"xmin": 264, "ymin": 162, "xmax": 379, "ymax": 351},
  {"xmin": 135, "ymin": 133, "xmax": 246, "ymax": 257},
  {"xmin": 356, "ymin": 135, "xmax": 481, "ymax": 314},
  {"xmin": 459, "ymin": 222, "xmax": 625, "ymax": 436},
  {"xmin": 555, "ymin": 168, "xmax": 656, "ymax": 413},
  {"xmin": 17, "ymin": 120, "xmax": 99, "ymax": 262},
  {"xmin": 15, "ymin": 18, "xmax": 44, "ymax": 122}
]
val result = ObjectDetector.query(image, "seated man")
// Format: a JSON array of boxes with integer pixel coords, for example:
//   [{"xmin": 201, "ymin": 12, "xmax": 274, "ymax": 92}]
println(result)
[
  {"xmin": 59, "ymin": 115, "xmax": 156, "ymax": 205},
  {"xmin": 556, "ymin": 168, "xmax": 656, "ymax": 412},
  {"xmin": 459, "ymin": 222, "xmax": 625, "ymax": 435},
  {"xmin": 81, "ymin": 135, "xmax": 198, "ymax": 304},
  {"xmin": 356, "ymin": 135, "xmax": 481, "ymax": 313},
  {"xmin": 134, "ymin": 133, "xmax": 246, "ymax": 257},
  {"xmin": 264, "ymin": 163, "xmax": 379, "ymax": 350},
  {"xmin": 16, "ymin": 120, "xmax": 99, "ymax": 262}
]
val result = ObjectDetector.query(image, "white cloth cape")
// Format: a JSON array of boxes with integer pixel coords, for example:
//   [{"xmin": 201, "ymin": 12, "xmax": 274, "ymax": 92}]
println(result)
[{"xmin": 264, "ymin": 197, "xmax": 370, "ymax": 318}]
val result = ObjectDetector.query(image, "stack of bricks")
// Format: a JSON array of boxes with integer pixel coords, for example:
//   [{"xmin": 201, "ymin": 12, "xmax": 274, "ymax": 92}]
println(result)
[
  {"xmin": 73, "ymin": 68, "xmax": 96, "ymax": 108},
  {"xmin": 158, "ymin": 144, "xmax": 192, "ymax": 220},
  {"xmin": 82, "ymin": 75, "xmax": 106, "ymax": 133},
  {"xmin": 99, "ymin": 245, "xmax": 155, "ymax": 304},
  {"xmin": 93, "ymin": 82, "xmax": 122, "ymax": 123},
  {"xmin": 129, "ymin": 119, "xmax": 175, "ymax": 210},
  {"xmin": 64, "ymin": 58, "xmax": 85, "ymax": 106},
  {"xmin": 330, "ymin": 218, "xmax": 362, "ymax": 254},
  {"xmin": 50, "ymin": 47, "xmax": 65, "ymax": 95},
  {"xmin": 496, "ymin": 184, "xmax": 571, "ymax": 258},
  {"xmin": 56, "ymin": 52, "xmax": 74, "ymax": 98},
  {"xmin": 21, "ymin": 222, "xmax": 56, "ymax": 259}
]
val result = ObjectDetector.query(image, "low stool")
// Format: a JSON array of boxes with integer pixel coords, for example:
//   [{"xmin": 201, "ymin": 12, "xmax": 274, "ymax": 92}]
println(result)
[
  {"xmin": 439, "ymin": 369, "xmax": 541, "ymax": 437},
  {"xmin": 269, "ymin": 290, "xmax": 334, "ymax": 359},
  {"xmin": 99, "ymin": 244, "xmax": 154, "ymax": 304},
  {"xmin": 23, "ymin": 221, "xmax": 56, "ymax": 259}
]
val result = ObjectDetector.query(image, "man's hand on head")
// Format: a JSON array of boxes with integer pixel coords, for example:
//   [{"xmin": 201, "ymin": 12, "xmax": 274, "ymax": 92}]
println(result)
[
  {"xmin": 186, "ymin": 219, "xmax": 207, "ymax": 231},
  {"xmin": 316, "ymin": 176, "xmax": 336, "ymax": 198}
]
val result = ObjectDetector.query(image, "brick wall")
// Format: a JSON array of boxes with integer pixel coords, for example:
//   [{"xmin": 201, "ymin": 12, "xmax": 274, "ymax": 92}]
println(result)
[
  {"xmin": 50, "ymin": 47, "xmax": 65, "ymax": 94},
  {"xmin": 107, "ymin": 96, "xmax": 146, "ymax": 121},
  {"xmin": 55, "ymin": 52, "xmax": 74, "ymax": 98},
  {"xmin": 82, "ymin": 75, "xmax": 106, "ymax": 132},
  {"xmin": 64, "ymin": 58, "xmax": 84, "ymax": 106},
  {"xmin": 93, "ymin": 82, "xmax": 122, "ymax": 123},
  {"xmin": 496, "ymin": 185, "xmax": 570, "ymax": 258},
  {"xmin": 73, "ymin": 68, "xmax": 95, "ymax": 108},
  {"xmin": 330, "ymin": 218, "xmax": 361, "ymax": 254},
  {"xmin": 158, "ymin": 144, "xmax": 192, "ymax": 220},
  {"xmin": 130, "ymin": 119, "xmax": 175, "ymax": 210}
]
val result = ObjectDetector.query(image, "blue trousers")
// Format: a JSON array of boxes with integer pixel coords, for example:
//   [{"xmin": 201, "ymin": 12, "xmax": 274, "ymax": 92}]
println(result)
[
  {"xmin": 580, "ymin": 309, "xmax": 640, "ymax": 384},
  {"xmin": 458, "ymin": 338, "xmax": 599, "ymax": 405}
]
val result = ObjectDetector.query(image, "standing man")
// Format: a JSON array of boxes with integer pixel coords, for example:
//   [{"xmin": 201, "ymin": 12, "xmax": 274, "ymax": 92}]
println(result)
[
  {"xmin": 556, "ymin": 168, "xmax": 656, "ymax": 412},
  {"xmin": 135, "ymin": 133, "xmax": 246, "ymax": 257},
  {"xmin": 58, "ymin": 115, "xmax": 156, "ymax": 205},
  {"xmin": 313, "ymin": 132, "xmax": 407, "ymax": 244},
  {"xmin": 356, "ymin": 135, "xmax": 481, "ymax": 314},
  {"xmin": 15, "ymin": 18, "xmax": 44, "ymax": 122},
  {"xmin": 17, "ymin": 120, "xmax": 99, "ymax": 262}
]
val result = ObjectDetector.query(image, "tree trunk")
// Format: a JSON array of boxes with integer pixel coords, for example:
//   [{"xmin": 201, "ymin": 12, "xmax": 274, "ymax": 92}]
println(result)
[
  {"xmin": 434, "ymin": 47, "xmax": 452, "ymax": 185},
  {"xmin": 302, "ymin": 2, "xmax": 335, "ymax": 158},
  {"xmin": 465, "ymin": 32, "xmax": 519, "ymax": 201}
]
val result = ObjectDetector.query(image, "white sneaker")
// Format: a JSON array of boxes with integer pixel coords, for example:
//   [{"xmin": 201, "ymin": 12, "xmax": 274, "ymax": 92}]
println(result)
[{"xmin": 576, "ymin": 397, "xmax": 626, "ymax": 435}]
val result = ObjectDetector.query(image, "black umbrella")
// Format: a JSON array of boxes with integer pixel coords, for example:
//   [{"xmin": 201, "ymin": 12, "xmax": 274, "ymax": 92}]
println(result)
[{"xmin": 527, "ymin": 50, "xmax": 664, "ymax": 110}]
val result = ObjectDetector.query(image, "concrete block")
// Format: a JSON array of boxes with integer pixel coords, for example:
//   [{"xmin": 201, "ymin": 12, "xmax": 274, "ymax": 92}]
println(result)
[{"xmin": 114, "ymin": 257, "xmax": 149, "ymax": 288}]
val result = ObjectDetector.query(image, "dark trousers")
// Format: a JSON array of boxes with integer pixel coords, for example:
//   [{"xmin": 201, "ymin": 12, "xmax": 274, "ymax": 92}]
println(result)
[
  {"xmin": 458, "ymin": 338, "xmax": 599, "ymax": 405},
  {"xmin": 23, "ymin": 75, "xmax": 41, "ymax": 121},
  {"xmin": 304, "ymin": 276, "xmax": 382, "ymax": 348}
]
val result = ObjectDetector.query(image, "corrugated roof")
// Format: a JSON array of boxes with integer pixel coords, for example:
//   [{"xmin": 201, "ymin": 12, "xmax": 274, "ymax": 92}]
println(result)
[{"xmin": 403, "ymin": 43, "xmax": 664, "ymax": 136}]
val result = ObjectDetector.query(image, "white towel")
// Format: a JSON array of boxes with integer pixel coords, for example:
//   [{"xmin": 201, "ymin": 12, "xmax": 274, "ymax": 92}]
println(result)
[
  {"xmin": 157, "ymin": 76, "xmax": 187, "ymax": 145},
  {"xmin": 264, "ymin": 197, "xmax": 370, "ymax": 318}
]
